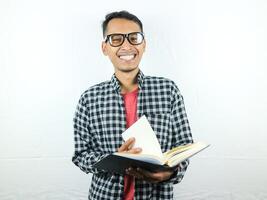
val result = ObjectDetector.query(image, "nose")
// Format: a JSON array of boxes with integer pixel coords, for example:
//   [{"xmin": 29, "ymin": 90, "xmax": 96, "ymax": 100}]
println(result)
[{"xmin": 120, "ymin": 37, "xmax": 132, "ymax": 49}]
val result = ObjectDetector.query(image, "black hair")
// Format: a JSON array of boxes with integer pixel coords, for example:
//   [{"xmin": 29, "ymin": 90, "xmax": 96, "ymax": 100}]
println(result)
[{"xmin": 102, "ymin": 10, "xmax": 143, "ymax": 37}]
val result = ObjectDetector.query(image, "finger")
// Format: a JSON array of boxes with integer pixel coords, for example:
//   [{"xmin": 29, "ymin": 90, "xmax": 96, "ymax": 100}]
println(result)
[
  {"xmin": 138, "ymin": 167, "xmax": 174, "ymax": 177},
  {"xmin": 136, "ymin": 168, "xmax": 155, "ymax": 178},
  {"xmin": 127, "ymin": 167, "xmax": 172, "ymax": 183},
  {"xmin": 127, "ymin": 147, "xmax": 142, "ymax": 154},
  {"xmin": 118, "ymin": 137, "xmax": 135, "ymax": 152},
  {"xmin": 127, "ymin": 140, "xmax": 135, "ymax": 150},
  {"xmin": 133, "ymin": 168, "xmax": 158, "ymax": 183},
  {"xmin": 136, "ymin": 168, "xmax": 165, "ymax": 183},
  {"xmin": 127, "ymin": 168, "xmax": 161, "ymax": 183},
  {"xmin": 136, "ymin": 167, "xmax": 155, "ymax": 177},
  {"xmin": 126, "ymin": 168, "xmax": 144, "ymax": 179}
]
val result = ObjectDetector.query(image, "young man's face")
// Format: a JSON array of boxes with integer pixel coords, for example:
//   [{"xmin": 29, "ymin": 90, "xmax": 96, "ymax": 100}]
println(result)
[{"xmin": 102, "ymin": 18, "xmax": 146, "ymax": 73}]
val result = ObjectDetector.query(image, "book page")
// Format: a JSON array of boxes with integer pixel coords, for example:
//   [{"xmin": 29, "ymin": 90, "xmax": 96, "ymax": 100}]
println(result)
[
  {"xmin": 114, "ymin": 152, "xmax": 164, "ymax": 165},
  {"xmin": 121, "ymin": 115, "xmax": 163, "ymax": 158},
  {"xmin": 166, "ymin": 142, "xmax": 210, "ymax": 167},
  {"xmin": 163, "ymin": 143, "xmax": 193, "ymax": 158}
]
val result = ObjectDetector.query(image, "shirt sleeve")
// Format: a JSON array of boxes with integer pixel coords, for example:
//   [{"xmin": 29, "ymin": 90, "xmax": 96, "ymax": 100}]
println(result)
[
  {"xmin": 72, "ymin": 94, "xmax": 107, "ymax": 174},
  {"xmin": 168, "ymin": 81, "xmax": 194, "ymax": 184}
]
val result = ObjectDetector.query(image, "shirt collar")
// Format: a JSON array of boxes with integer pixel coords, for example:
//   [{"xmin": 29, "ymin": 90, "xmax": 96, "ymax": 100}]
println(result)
[{"xmin": 111, "ymin": 70, "xmax": 145, "ymax": 93}]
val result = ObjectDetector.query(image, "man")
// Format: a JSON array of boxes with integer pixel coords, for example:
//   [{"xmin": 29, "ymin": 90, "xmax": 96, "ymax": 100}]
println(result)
[{"xmin": 72, "ymin": 11, "xmax": 193, "ymax": 200}]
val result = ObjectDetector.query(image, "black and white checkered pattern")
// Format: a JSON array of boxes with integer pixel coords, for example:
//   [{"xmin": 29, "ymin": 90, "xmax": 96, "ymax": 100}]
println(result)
[{"xmin": 72, "ymin": 70, "xmax": 193, "ymax": 200}]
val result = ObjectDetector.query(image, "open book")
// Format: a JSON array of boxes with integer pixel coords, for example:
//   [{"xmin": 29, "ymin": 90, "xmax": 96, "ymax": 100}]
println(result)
[{"xmin": 93, "ymin": 116, "xmax": 209, "ymax": 174}]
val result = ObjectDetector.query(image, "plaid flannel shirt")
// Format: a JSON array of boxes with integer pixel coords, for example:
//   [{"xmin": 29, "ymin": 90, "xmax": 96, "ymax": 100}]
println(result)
[{"xmin": 72, "ymin": 70, "xmax": 193, "ymax": 200}]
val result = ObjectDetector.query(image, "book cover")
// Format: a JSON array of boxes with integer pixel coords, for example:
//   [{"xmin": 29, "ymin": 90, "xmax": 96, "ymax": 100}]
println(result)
[{"xmin": 93, "ymin": 141, "xmax": 209, "ymax": 174}]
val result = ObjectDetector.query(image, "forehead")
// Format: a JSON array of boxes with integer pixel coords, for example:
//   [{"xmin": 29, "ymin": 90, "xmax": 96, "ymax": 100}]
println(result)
[{"xmin": 106, "ymin": 18, "xmax": 141, "ymax": 35}]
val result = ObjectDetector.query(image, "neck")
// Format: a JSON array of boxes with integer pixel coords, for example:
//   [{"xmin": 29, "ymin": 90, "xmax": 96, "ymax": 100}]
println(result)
[{"xmin": 115, "ymin": 68, "xmax": 139, "ymax": 94}]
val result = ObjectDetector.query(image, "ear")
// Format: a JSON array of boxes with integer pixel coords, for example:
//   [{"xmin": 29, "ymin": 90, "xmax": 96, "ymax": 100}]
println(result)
[
  {"xmin": 143, "ymin": 39, "xmax": 146, "ymax": 52},
  {"xmin": 102, "ymin": 41, "xmax": 108, "ymax": 56}
]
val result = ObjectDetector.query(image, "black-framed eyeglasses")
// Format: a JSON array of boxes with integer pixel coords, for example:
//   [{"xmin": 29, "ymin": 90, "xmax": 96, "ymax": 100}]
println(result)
[{"xmin": 104, "ymin": 32, "xmax": 144, "ymax": 47}]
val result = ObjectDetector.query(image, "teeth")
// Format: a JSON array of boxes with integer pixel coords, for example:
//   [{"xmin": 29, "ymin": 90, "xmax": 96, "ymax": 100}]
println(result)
[{"xmin": 119, "ymin": 55, "xmax": 135, "ymax": 61}]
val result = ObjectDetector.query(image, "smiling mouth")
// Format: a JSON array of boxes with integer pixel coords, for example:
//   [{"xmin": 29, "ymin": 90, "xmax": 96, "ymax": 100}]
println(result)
[{"xmin": 118, "ymin": 54, "xmax": 136, "ymax": 61}]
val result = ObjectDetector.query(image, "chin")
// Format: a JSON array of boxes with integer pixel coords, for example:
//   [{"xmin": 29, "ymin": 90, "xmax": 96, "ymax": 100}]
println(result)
[{"xmin": 117, "ymin": 65, "xmax": 139, "ymax": 73}]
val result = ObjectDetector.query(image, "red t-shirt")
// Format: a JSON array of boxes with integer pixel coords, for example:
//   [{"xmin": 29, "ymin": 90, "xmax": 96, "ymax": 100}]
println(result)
[{"xmin": 122, "ymin": 88, "xmax": 138, "ymax": 200}]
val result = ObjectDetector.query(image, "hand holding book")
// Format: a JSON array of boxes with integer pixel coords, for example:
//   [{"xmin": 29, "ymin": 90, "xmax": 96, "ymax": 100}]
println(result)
[
  {"xmin": 93, "ymin": 116, "xmax": 210, "ymax": 175},
  {"xmin": 125, "ymin": 166, "xmax": 178, "ymax": 183},
  {"xmin": 117, "ymin": 137, "xmax": 178, "ymax": 183},
  {"xmin": 117, "ymin": 137, "xmax": 142, "ymax": 154}
]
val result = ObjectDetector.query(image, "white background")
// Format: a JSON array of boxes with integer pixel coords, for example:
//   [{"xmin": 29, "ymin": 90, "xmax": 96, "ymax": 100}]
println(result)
[{"xmin": 1, "ymin": 0, "xmax": 267, "ymax": 199}]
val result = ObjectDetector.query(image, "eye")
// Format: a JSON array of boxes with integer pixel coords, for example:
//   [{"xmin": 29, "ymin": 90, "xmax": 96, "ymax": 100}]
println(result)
[
  {"xmin": 129, "ymin": 33, "xmax": 143, "ymax": 44},
  {"xmin": 129, "ymin": 34, "xmax": 138, "ymax": 42},
  {"xmin": 110, "ymin": 35, "xmax": 123, "ymax": 44}
]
